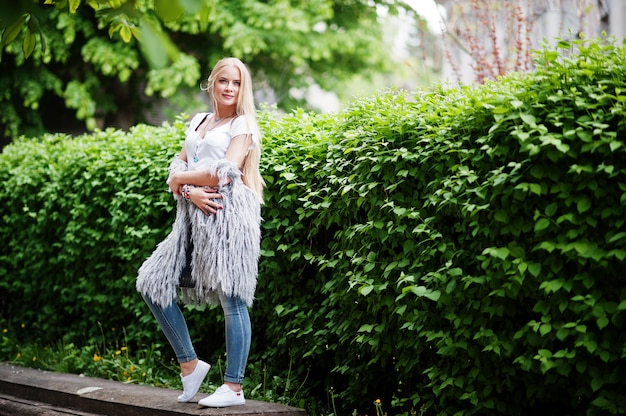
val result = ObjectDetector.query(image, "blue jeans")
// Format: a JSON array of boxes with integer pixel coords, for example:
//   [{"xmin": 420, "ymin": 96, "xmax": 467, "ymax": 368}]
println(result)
[{"xmin": 142, "ymin": 291, "xmax": 251, "ymax": 384}]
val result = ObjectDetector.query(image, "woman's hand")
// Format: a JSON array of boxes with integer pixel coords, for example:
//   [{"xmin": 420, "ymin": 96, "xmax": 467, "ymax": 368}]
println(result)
[{"xmin": 189, "ymin": 186, "xmax": 223, "ymax": 216}]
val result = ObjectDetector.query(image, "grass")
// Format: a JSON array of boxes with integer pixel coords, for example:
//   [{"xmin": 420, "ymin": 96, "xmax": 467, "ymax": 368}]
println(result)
[
  {"xmin": 1, "ymin": 320, "xmax": 421, "ymax": 415},
  {"xmin": 0, "ymin": 320, "xmax": 318, "ymax": 412},
  {"xmin": 1, "ymin": 322, "xmax": 181, "ymax": 389}
]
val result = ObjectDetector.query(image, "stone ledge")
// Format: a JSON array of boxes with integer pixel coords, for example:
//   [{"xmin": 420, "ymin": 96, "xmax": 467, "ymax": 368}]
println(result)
[
  {"xmin": 0, "ymin": 394, "xmax": 103, "ymax": 416},
  {"xmin": 0, "ymin": 363, "xmax": 306, "ymax": 416}
]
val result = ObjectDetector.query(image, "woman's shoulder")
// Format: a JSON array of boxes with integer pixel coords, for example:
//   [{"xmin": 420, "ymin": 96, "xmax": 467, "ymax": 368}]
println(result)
[
  {"xmin": 190, "ymin": 112, "xmax": 211, "ymax": 127},
  {"xmin": 230, "ymin": 115, "xmax": 260, "ymax": 144},
  {"xmin": 193, "ymin": 111, "xmax": 211, "ymax": 119},
  {"xmin": 231, "ymin": 114, "xmax": 246, "ymax": 123},
  {"xmin": 232, "ymin": 114, "xmax": 257, "ymax": 130}
]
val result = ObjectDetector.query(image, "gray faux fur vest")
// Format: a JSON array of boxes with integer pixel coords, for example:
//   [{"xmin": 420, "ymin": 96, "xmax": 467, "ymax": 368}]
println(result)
[{"xmin": 136, "ymin": 157, "xmax": 261, "ymax": 308}]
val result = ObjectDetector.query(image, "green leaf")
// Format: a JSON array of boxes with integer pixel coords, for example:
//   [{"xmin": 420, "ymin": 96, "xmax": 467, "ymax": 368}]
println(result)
[
  {"xmin": 556, "ymin": 328, "xmax": 568, "ymax": 341},
  {"xmin": 1, "ymin": 14, "xmax": 27, "ymax": 48},
  {"xmin": 359, "ymin": 285, "xmax": 374, "ymax": 296},
  {"xmin": 137, "ymin": 18, "xmax": 175, "ymax": 69},
  {"xmin": 576, "ymin": 130, "xmax": 592, "ymax": 142},
  {"xmin": 68, "ymin": 0, "xmax": 81, "ymax": 13},
  {"xmin": 535, "ymin": 241, "xmax": 556, "ymax": 253},
  {"xmin": 576, "ymin": 198, "xmax": 591, "ymax": 213},
  {"xmin": 494, "ymin": 209, "xmax": 509, "ymax": 222},
  {"xmin": 529, "ymin": 183, "xmax": 543, "ymax": 195},
  {"xmin": 483, "ymin": 246, "xmax": 510, "ymax": 260},
  {"xmin": 358, "ymin": 324, "xmax": 374, "ymax": 333},
  {"xmin": 405, "ymin": 285, "xmax": 441, "ymax": 302},
  {"xmin": 557, "ymin": 39, "xmax": 571, "ymax": 48},
  {"xmin": 610, "ymin": 141, "xmax": 622, "ymax": 152},
  {"xmin": 120, "ymin": 25, "xmax": 133, "ymax": 43},
  {"xmin": 537, "ymin": 348, "xmax": 552, "ymax": 358},
  {"xmin": 445, "ymin": 279, "xmax": 456, "ymax": 294},
  {"xmin": 528, "ymin": 262, "xmax": 542, "ymax": 277},
  {"xmin": 520, "ymin": 113, "xmax": 536, "ymax": 126},
  {"xmin": 591, "ymin": 377, "xmax": 604, "ymax": 392},
  {"xmin": 154, "ymin": 0, "xmax": 185, "ymax": 20},
  {"xmin": 22, "ymin": 28, "xmax": 36, "ymax": 58},
  {"xmin": 539, "ymin": 323, "xmax": 551, "ymax": 336},
  {"xmin": 591, "ymin": 396, "xmax": 612, "ymax": 407},
  {"xmin": 574, "ymin": 241, "xmax": 590, "ymax": 255},
  {"xmin": 178, "ymin": 0, "xmax": 204, "ymax": 12},
  {"xmin": 535, "ymin": 218, "xmax": 550, "ymax": 232},
  {"xmin": 545, "ymin": 202, "xmax": 558, "ymax": 217}
]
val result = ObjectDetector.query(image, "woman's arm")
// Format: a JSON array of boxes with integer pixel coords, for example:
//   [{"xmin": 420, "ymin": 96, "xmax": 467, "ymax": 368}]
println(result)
[
  {"xmin": 179, "ymin": 145, "xmax": 188, "ymax": 162},
  {"xmin": 224, "ymin": 134, "xmax": 253, "ymax": 167},
  {"xmin": 169, "ymin": 134, "xmax": 253, "ymax": 195}
]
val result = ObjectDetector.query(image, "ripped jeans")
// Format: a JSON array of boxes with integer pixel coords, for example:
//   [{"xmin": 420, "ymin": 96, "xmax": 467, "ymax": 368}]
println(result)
[{"xmin": 142, "ymin": 291, "xmax": 251, "ymax": 384}]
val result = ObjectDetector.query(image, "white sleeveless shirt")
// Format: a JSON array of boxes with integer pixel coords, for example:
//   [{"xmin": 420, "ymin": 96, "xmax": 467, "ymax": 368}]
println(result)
[{"xmin": 184, "ymin": 112, "xmax": 257, "ymax": 171}]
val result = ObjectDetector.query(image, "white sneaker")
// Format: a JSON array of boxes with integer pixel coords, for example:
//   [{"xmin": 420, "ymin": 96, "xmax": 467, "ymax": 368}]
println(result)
[
  {"xmin": 198, "ymin": 384, "xmax": 245, "ymax": 407},
  {"xmin": 177, "ymin": 360, "xmax": 211, "ymax": 403}
]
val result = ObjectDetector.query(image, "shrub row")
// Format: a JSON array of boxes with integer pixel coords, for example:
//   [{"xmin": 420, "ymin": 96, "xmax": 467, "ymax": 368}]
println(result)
[
  {"xmin": 256, "ymin": 36, "xmax": 626, "ymax": 415},
  {"xmin": 0, "ymin": 121, "xmax": 182, "ymax": 342},
  {"xmin": 1, "ymin": 37, "xmax": 626, "ymax": 415}
]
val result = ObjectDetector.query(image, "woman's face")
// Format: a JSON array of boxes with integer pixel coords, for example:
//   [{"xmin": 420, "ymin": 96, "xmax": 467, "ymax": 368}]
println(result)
[{"xmin": 213, "ymin": 65, "xmax": 241, "ymax": 109}]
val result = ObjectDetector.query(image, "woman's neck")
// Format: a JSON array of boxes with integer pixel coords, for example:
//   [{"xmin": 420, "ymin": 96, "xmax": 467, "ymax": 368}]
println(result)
[{"xmin": 215, "ymin": 106, "xmax": 237, "ymax": 121}]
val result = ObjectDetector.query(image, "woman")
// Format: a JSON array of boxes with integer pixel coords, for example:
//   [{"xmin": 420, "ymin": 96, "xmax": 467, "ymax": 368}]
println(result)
[{"xmin": 136, "ymin": 57, "xmax": 264, "ymax": 408}]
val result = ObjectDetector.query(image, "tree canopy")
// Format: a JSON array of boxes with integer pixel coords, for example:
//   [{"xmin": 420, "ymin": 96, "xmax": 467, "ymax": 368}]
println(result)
[{"xmin": 0, "ymin": 0, "xmax": 404, "ymax": 142}]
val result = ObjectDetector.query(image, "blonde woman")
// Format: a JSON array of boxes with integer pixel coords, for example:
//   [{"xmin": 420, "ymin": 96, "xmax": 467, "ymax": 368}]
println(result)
[{"xmin": 137, "ymin": 57, "xmax": 264, "ymax": 408}]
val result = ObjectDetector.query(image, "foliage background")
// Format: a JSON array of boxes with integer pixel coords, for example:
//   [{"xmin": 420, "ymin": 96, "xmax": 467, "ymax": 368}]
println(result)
[
  {"xmin": 1, "ymin": 37, "xmax": 626, "ymax": 415},
  {"xmin": 0, "ymin": 0, "xmax": 419, "ymax": 145}
]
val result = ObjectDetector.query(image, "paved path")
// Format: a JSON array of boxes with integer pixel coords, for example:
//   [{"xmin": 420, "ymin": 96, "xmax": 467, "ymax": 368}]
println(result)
[{"xmin": 0, "ymin": 363, "xmax": 306, "ymax": 416}]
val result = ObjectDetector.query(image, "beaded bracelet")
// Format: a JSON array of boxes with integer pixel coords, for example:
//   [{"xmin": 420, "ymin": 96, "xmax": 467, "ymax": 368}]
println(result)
[{"xmin": 181, "ymin": 184, "xmax": 193, "ymax": 200}]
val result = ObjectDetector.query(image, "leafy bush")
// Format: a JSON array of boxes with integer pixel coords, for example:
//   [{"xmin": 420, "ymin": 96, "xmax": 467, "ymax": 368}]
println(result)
[
  {"xmin": 1, "ymin": 36, "xmax": 626, "ymax": 415},
  {"xmin": 0, "ymin": 120, "xmax": 186, "ymax": 344},
  {"xmin": 256, "ymin": 36, "xmax": 626, "ymax": 415}
]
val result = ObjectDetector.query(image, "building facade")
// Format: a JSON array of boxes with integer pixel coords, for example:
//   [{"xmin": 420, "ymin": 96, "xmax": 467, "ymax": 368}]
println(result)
[{"xmin": 437, "ymin": 0, "xmax": 624, "ymax": 84}]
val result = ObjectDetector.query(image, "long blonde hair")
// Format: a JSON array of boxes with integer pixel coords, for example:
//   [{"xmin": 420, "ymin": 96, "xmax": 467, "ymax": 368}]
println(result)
[{"xmin": 205, "ymin": 57, "xmax": 265, "ymax": 203}]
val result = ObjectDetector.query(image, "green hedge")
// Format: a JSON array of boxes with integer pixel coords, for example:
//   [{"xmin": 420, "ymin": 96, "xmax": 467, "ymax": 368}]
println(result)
[
  {"xmin": 0, "ymin": 122, "xmax": 181, "ymax": 342},
  {"xmin": 2, "ymin": 37, "xmax": 626, "ymax": 415}
]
